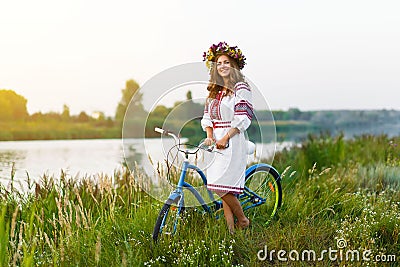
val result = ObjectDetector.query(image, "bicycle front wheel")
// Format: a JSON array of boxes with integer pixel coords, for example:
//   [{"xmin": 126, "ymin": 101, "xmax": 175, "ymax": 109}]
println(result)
[
  {"xmin": 243, "ymin": 165, "xmax": 282, "ymax": 223},
  {"xmin": 152, "ymin": 196, "xmax": 182, "ymax": 242}
]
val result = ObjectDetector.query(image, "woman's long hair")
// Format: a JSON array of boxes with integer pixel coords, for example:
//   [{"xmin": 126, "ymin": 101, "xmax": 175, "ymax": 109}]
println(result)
[{"xmin": 207, "ymin": 54, "xmax": 245, "ymax": 99}]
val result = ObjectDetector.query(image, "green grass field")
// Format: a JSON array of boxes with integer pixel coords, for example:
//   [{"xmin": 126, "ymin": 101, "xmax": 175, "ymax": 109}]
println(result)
[{"xmin": 0, "ymin": 134, "xmax": 399, "ymax": 266}]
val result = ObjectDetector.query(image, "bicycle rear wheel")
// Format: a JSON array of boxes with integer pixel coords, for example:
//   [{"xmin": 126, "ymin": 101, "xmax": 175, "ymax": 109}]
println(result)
[
  {"xmin": 243, "ymin": 165, "xmax": 282, "ymax": 223},
  {"xmin": 152, "ymin": 196, "xmax": 182, "ymax": 242}
]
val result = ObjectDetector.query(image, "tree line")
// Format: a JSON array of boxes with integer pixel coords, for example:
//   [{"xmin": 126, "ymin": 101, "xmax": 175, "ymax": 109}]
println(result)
[{"xmin": 1, "ymin": 81, "xmax": 399, "ymax": 142}]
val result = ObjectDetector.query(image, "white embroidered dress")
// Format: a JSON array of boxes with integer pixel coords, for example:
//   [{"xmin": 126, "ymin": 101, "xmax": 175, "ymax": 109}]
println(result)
[{"xmin": 201, "ymin": 82, "xmax": 253, "ymax": 194}]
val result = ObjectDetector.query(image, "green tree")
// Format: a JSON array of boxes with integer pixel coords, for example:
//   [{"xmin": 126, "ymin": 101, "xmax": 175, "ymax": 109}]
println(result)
[
  {"xmin": 186, "ymin": 90, "xmax": 193, "ymax": 102},
  {"xmin": 287, "ymin": 108, "xmax": 302, "ymax": 120},
  {"xmin": 0, "ymin": 90, "xmax": 28, "ymax": 121},
  {"xmin": 77, "ymin": 111, "xmax": 90, "ymax": 122},
  {"xmin": 150, "ymin": 105, "xmax": 170, "ymax": 120},
  {"xmin": 0, "ymin": 98, "xmax": 12, "ymax": 120},
  {"xmin": 62, "ymin": 104, "xmax": 70, "ymax": 121},
  {"xmin": 115, "ymin": 79, "xmax": 145, "ymax": 122}
]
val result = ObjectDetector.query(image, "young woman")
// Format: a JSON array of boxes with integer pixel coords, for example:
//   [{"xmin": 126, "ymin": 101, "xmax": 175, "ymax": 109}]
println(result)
[{"xmin": 201, "ymin": 42, "xmax": 253, "ymax": 233}]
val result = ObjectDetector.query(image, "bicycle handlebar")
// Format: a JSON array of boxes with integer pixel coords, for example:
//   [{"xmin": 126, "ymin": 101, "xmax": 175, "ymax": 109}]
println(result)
[
  {"xmin": 155, "ymin": 127, "xmax": 180, "ymax": 145},
  {"xmin": 154, "ymin": 127, "xmax": 164, "ymax": 134},
  {"xmin": 154, "ymin": 127, "xmax": 222, "ymax": 154}
]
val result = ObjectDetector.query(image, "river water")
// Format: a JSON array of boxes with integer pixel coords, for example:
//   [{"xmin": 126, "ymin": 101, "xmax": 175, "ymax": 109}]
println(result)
[{"xmin": 0, "ymin": 138, "xmax": 291, "ymax": 189}]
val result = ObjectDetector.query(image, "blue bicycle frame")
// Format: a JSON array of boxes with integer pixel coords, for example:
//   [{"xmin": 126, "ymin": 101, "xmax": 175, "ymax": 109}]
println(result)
[{"xmin": 164, "ymin": 158, "xmax": 278, "ymax": 216}]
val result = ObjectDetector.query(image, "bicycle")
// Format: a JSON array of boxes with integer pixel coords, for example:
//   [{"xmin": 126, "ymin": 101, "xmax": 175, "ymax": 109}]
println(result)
[{"xmin": 152, "ymin": 127, "xmax": 282, "ymax": 242}]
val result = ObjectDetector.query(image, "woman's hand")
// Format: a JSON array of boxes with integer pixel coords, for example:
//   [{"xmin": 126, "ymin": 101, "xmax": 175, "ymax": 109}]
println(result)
[
  {"xmin": 204, "ymin": 137, "xmax": 215, "ymax": 146},
  {"xmin": 216, "ymin": 135, "xmax": 229, "ymax": 150}
]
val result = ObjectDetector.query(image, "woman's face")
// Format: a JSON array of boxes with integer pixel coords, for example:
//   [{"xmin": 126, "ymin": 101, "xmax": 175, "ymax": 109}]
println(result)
[{"xmin": 216, "ymin": 55, "xmax": 231, "ymax": 78}]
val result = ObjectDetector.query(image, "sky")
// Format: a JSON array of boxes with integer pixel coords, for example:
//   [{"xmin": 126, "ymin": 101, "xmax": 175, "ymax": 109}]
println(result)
[{"xmin": 1, "ymin": 0, "xmax": 399, "ymax": 116}]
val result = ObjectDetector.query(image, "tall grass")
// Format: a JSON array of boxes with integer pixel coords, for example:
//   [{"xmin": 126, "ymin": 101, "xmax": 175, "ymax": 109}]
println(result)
[{"xmin": 0, "ymin": 134, "xmax": 399, "ymax": 266}]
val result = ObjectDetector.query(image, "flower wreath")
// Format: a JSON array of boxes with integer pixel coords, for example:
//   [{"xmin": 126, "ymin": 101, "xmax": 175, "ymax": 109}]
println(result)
[{"xmin": 202, "ymin": 41, "xmax": 246, "ymax": 70}]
